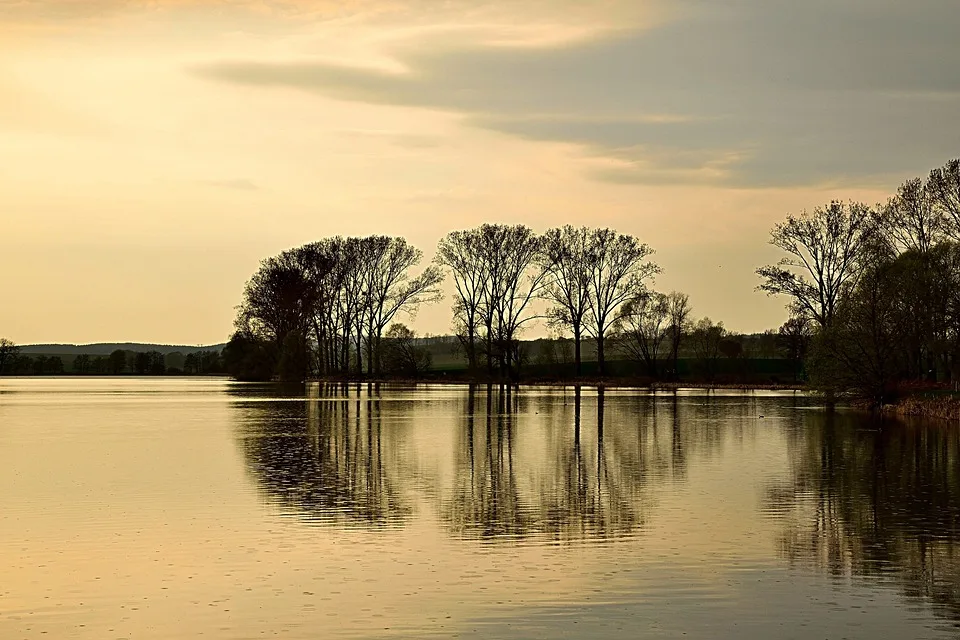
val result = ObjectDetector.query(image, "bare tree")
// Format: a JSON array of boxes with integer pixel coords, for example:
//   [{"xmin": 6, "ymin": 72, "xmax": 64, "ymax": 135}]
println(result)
[
  {"xmin": 614, "ymin": 292, "xmax": 670, "ymax": 378},
  {"xmin": 540, "ymin": 226, "xmax": 592, "ymax": 376},
  {"xmin": 666, "ymin": 291, "xmax": 691, "ymax": 381},
  {"xmin": 878, "ymin": 178, "xmax": 945, "ymax": 254},
  {"xmin": 362, "ymin": 236, "xmax": 443, "ymax": 376},
  {"xmin": 757, "ymin": 201, "xmax": 876, "ymax": 329},
  {"xmin": 0, "ymin": 338, "xmax": 19, "ymax": 375},
  {"xmin": 928, "ymin": 158, "xmax": 960, "ymax": 240},
  {"xmin": 436, "ymin": 229, "xmax": 489, "ymax": 373},
  {"xmin": 486, "ymin": 224, "xmax": 547, "ymax": 380},
  {"xmin": 584, "ymin": 229, "xmax": 659, "ymax": 376}
]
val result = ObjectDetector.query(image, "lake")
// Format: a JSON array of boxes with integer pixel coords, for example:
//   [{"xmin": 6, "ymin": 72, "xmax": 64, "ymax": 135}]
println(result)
[{"xmin": 1, "ymin": 378, "xmax": 958, "ymax": 639}]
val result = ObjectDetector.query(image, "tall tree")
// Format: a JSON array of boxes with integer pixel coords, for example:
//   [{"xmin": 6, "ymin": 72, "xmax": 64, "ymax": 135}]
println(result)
[
  {"xmin": 615, "ymin": 292, "xmax": 670, "ymax": 378},
  {"xmin": 584, "ymin": 229, "xmax": 659, "ymax": 376},
  {"xmin": 362, "ymin": 236, "xmax": 443, "ymax": 376},
  {"xmin": 928, "ymin": 158, "xmax": 960, "ymax": 240},
  {"xmin": 757, "ymin": 201, "xmax": 876, "ymax": 328},
  {"xmin": 436, "ymin": 229, "xmax": 489, "ymax": 373},
  {"xmin": 485, "ymin": 224, "xmax": 547, "ymax": 380},
  {"xmin": 540, "ymin": 226, "xmax": 592, "ymax": 376},
  {"xmin": 236, "ymin": 247, "xmax": 319, "ymax": 380},
  {"xmin": 666, "ymin": 291, "xmax": 691, "ymax": 381}
]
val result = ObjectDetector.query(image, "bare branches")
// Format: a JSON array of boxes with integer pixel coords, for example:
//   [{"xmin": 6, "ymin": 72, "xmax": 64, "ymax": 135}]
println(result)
[
  {"xmin": 757, "ymin": 201, "xmax": 876, "ymax": 328},
  {"xmin": 878, "ymin": 177, "xmax": 946, "ymax": 254},
  {"xmin": 614, "ymin": 292, "xmax": 669, "ymax": 377},
  {"xmin": 234, "ymin": 235, "xmax": 441, "ymax": 380},
  {"xmin": 928, "ymin": 158, "xmax": 960, "ymax": 240},
  {"xmin": 584, "ymin": 229, "xmax": 660, "ymax": 375},
  {"xmin": 540, "ymin": 225, "xmax": 592, "ymax": 375}
]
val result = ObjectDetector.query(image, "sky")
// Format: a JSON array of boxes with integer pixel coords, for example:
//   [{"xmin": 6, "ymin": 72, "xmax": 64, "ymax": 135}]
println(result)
[{"xmin": 2, "ymin": 0, "xmax": 959, "ymax": 345}]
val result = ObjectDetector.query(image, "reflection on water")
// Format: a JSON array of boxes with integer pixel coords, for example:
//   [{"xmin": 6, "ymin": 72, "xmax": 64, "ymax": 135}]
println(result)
[
  {"xmin": 2, "ymin": 378, "xmax": 959, "ymax": 638},
  {"xmin": 766, "ymin": 410, "xmax": 960, "ymax": 623},
  {"xmin": 238, "ymin": 383, "xmax": 409, "ymax": 527}
]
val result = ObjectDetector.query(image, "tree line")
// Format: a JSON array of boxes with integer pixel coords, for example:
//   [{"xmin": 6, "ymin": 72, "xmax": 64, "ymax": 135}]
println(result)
[
  {"xmin": 224, "ymin": 221, "xmax": 846, "ymax": 383},
  {"xmin": 0, "ymin": 343, "xmax": 223, "ymax": 376},
  {"xmin": 758, "ymin": 157, "xmax": 960, "ymax": 404},
  {"xmin": 225, "ymin": 226, "xmax": 678, "ymax": 382}
]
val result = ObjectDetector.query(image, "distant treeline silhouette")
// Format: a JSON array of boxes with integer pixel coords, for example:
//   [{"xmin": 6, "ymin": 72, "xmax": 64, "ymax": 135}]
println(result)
[{"xmin": 0, "ymin": 343, "xmax": 223, "ymax": 376}]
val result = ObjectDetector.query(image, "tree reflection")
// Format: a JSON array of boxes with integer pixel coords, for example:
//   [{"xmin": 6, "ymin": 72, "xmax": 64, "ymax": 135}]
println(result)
[
  {"xmin": 233, "ymin": 382, "xmax": 410, "ymax": 527},
  {"xmin": 767, "ymin": 410, "xmax": 960, "ymax": 622},
  {"xmin": 444, "ymin": 385, "xmax": 531, "ymax": 538},
  {"xmin": 234, "ymin": 384, "xmax": 748, "ymax": 544},
  {"xmin": 441, "ymin": 385, "xmax": 687, "ymax": 542}
]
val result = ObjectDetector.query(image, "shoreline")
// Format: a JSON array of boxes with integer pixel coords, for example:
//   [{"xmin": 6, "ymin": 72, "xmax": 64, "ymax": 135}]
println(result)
[
  {"xmin": 883, "ymin": 394, "xmax": 960, "ymax": 422},
  {"xmin": 306, "ymin": 376, "xmax": 806, "ymax": 391}
]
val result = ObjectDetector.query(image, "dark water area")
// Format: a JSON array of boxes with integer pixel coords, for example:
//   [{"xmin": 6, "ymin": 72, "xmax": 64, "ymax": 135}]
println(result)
[{"xmin": 1, "ymin": 378, "xmax": 959, "ymax": 639}]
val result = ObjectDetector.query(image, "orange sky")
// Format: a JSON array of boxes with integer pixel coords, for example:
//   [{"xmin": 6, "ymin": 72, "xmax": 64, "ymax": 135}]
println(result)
[{"xmin": 2, "ymin": 0, "xmax": 956, "ymax": 345}]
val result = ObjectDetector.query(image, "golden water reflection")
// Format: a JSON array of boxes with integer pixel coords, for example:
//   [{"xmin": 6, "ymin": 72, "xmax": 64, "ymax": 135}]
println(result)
[{"xmin": 2, "ymin": 379, "xmax": 959, "ymax": 639}]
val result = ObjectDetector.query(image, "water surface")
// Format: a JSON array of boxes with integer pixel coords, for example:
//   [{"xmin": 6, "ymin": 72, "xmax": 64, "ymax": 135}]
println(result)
[{"xmin": 1, "ymin": 378, "xmax": 958, "ymax": 638}]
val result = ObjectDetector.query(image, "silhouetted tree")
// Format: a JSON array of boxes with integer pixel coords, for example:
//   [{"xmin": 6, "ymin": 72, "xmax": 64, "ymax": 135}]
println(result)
[
  {"xmin": 666, "ymin": 291, "xmax": 692, "ymax": 381},
  {"xmin": 485, "ymin": 224, "xmax": 547, "ymax": 380},
  {"xmin": 540, "ymin": 226, "xmax": 593, "ymax": 376},
  {"xmin": 45, "ymin": 356, "xmax": 64, "ymax": 375},
  {"xmin": 108, "ymin": 349, "xmax": 127, "ymax": 375},
  {"xmin": 879, "ymin": 177, "xmax": 946, "ymax": 254},
  {"xmin": 133, "ymin": 352, "xmax": 149, "ymax": 375},
  {"xmin": 758, "ymin": 201, "xmax": 876, "ymax": 328},
  {"xmin": 90, "ymin": 356, "xmax": 107, "ymax": 374},
  {"xmin": 0, "ymin": 338, "xmax": 19, "ymax": 375},
  {"xmin": 615, "ymin": 292, "xmax": 670, "ymax": 378},
  {"xmin": 584, "ymin": 229, "xmax": 659, "ymax": 376},
  {"xmin": 237, "ymin": 248, "xmax": 317, "ymax": 372},
  {"xmin": 382, "ymin": 323, "xmax": 432, "ymax": 376},
  {"xmin": 222, "ymin": 330, "xmax": 276, "ymax": 382},
  {"xmin": 72, "ymin": 354, "xmax": 91, "ymax": 374},
  {"xmin": 718, "ymin": 336, "xmax": 743, "ymax": 360},
  {"xmin": 928, "ymin": 158, "xmax": 960, "ymax": 240},
  {"xmin": 277, "ymin": 330, "xmax": 309, "ymax": 382},
  {"xmin": 691, "ymin": 317, "xmax": 725, "ymax": 380},
  {"xmin": 437, "ymin": 229, "xmax": 490, "ymax": 373},
  {"xmin": 361, "ymin": 236, "xmax": 443, "ymax": 376}
]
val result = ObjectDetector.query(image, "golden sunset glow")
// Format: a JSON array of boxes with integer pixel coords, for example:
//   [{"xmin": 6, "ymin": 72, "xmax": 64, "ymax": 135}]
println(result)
[{"xmin": 2, "ymin": 0, "xmax": 955, "ymax": 343}]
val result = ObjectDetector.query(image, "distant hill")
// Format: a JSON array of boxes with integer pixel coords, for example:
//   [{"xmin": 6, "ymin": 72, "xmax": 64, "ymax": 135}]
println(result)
[{"xmin": 20, "ymin": 343, "xmax": 227, "ymax": 356}]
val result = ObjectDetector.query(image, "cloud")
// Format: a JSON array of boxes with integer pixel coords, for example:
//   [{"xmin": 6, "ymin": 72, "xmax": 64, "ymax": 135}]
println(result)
[{"xmin": 196, "ymin": 0, "xmax": 960, "ymax": 187}]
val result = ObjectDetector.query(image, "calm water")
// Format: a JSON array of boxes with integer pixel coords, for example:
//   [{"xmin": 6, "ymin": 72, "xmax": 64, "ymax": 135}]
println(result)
[{"xmin": 1, "ymin": 379, "xmax": 959, "ymax": 639}]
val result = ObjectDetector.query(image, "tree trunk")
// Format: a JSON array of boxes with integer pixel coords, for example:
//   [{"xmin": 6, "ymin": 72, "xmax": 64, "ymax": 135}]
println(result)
[
  {"xmin": 355, "ymin": 322, "xmax": 363, "ymax": 375},
  {"xmin": 597, "ymin": 332, "xmax": 605, "ymax": 377},
  {"xmin": 366, "ymin": 319, "xmax": 374, "ymax": 376},
  {"xmin": 574, "ymin": 326, "xmax": 582, "ymax": 377},
  {"xmin": 467, "ymin": 326, "xmax": 477, "ymax": 373},
  {"xmin": 485, "ymin": 323, "xmax": 494, "ymax": 376}
]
